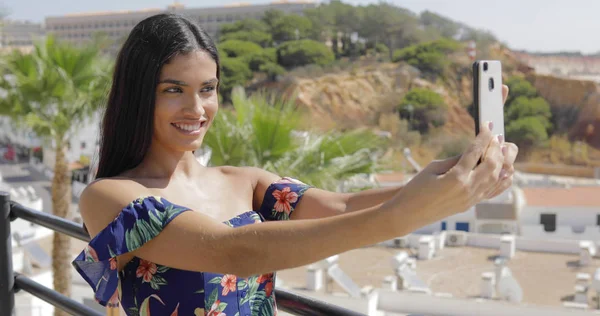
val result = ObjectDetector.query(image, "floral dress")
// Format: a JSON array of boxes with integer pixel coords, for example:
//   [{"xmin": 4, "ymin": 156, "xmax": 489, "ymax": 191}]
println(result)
[{"xmin": 72, "ymin": 177, "xmax": 311, "ymax": 316}]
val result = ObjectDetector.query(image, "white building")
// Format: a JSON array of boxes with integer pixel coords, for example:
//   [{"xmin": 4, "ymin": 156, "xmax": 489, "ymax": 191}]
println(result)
[{"xmin": 520, "ymin": 186, "xmax": 600, "ymax": 240}]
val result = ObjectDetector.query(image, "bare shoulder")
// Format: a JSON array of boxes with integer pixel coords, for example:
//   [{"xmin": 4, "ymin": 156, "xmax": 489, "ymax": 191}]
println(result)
[
  {"xmin": 216, "ymin": 166, "xmax": 280, "ymax": 189},
  {"xmin": 79, "ymin": 178, "xmax": 151, "ymax": 237}
]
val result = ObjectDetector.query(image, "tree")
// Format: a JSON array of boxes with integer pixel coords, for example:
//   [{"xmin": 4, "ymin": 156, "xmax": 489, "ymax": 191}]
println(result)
[
  {"xmin": 506, "ymin": 96, "xmax": 552, "ymax": 125},
  {"xmin": 398, "ymin": 88, "xmax": 448, "ymax": 133},
  {"xmin": 277, "ymin": 39, "xmax": 335, "ymax": 68},
  {"xmin": 419, "ymin": 11, "xmax": 461, "ymax": 39},
  {"xmin": 259, "ymin": 62, "xmax": 285, "ymax": 81},
  {"xmin": 220, "ymin": 30, "xmax": 272, "ymax": 48},
  {"xmin": 203, "ymin": 88, "xmax": 385, "ymax": 191},
  {"xmin": 504, "ymin": 76, "xmax": 537, "ymax": 106},
  {"xmin": 359, "ymin": 3, "xmax": 420, "ymax": 60},
  {"xmin": 218, "ymin": 40, "xmax": 263, "ymax": 58},
  {"xmin": 506, "ymin": 117, "xmax": 549, "ymax": 149},
  {"xmin": 220, "ymin": 18, "xmax": 269, "ymax": 35},
  {"xmin": 393, "ymin": 38, "xmax": 460, "ymax": 79},
  {"xmin": 219, "ymin": 57, "xmax": 252, "ymax": 101},
  {"xmin": 243, "ymin": 48, "xmax": 276, "ymax": 72},
  {"xmin": 0, "ymin": 36, "xmax": 109, "ymax": 316}
]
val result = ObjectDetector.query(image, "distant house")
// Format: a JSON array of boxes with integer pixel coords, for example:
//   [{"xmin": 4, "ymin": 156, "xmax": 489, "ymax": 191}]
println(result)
[{"xmin": 520, "ymin": 186, "xmax": 600, "ymax": 240}]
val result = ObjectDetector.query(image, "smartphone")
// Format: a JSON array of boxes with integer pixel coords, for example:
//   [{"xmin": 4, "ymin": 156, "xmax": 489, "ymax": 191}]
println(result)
[{"xmin": 472, "ymin": 60, "xmax": 505, "ymax": 137}]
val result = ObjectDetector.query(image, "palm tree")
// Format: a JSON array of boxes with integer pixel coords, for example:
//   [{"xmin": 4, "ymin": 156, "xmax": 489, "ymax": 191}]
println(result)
[
  {"xmin": 203, "ymin": 87, "xmax": 386, "ymax": 191},
  {"xmin": 0, "ymin": 36, "xmax": 110, "ymax": 316}
]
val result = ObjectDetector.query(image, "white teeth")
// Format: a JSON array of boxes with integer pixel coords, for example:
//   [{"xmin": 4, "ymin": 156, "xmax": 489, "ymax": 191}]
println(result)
[{"xmin": 173, "ymin": 123, "xmax": 201, "ymax": 131}]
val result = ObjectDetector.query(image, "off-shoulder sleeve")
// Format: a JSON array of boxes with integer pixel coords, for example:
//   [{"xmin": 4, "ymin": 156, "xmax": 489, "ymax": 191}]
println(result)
[
  {"xmin": 71, "ymin": 196, "xmax": 190, "ymax": 306},
  {"xmin": 257, "ymin": 177, "xmax": 312, "ymax": 221}
]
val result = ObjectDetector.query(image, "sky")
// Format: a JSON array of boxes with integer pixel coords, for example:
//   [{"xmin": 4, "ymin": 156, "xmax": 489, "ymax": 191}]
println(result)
[{"xmin": 0, "ymin": 0, "xmax": 597, "ymax": 54}]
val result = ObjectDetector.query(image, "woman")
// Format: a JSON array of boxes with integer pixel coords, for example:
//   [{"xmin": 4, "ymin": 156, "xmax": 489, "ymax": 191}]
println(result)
[{"xmin": 73, "ymin": 13, "xmax": 518, "ymax": 316}]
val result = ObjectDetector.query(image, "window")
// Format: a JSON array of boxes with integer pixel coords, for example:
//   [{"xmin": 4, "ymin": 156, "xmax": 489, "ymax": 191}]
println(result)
[{"xmin": 540, "ymin": 213, "xmax": 556, "ymax": 232}]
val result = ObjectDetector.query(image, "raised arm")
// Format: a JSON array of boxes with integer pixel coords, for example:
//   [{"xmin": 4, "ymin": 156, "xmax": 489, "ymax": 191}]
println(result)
[
  {"xmin": 247, "ymin": 165, "xmax": 403, "ymax": 220},
  {"xmin": 79, "ymin": 178, "xmax": 408, "ymax": 279}
]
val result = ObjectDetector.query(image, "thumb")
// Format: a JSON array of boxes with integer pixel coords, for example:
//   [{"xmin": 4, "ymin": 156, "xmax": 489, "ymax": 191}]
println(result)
[{"xmin": 425, "ymin": 155, "xmax": 462, "ymax": 175}]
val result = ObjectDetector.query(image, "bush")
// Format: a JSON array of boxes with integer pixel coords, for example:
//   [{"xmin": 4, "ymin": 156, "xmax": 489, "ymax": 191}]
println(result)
[
  {"xmin": 392, "ymin": 38, "xmax": 460, "ymax": 79},
  {"xmin": 398, "ymin": 88, "xmax": 448, "ymax": 133},
  {"xmin": 507, "ymin": 96, "xmax": 552, "ymax": 124},
  {"xmin": 220, "ymin": 57, "xmax": 252, "ymax": 101},
  {"xmin": 259, "ymin": 62, "xmax": 286, "ymax": 81},
  {"xmin": 506, "ymin": 116, "xmax": 549, "ymax": 148},
  {"xmin": 277, "ymin": 39, "xmax": 335, "ymax": 69},
  {"xmin": 219, "ymin": 30, "xmax": 273, "ymax": 47},
  {"xmin": 505, "ymin": 76, "xmax": 537, "ymax": 105},
  {"xmin": 218, "ymin": 40, "xmax": 262, "ymax": 58},
  {"xmin": 243, "ymin": 48, "xmax": 277, "ymax": 72}
]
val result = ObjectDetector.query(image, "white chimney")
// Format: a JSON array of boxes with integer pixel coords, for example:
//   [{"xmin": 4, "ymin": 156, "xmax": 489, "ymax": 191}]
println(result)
[
  {"xmin": 579, "ymin": 241, "xmax": 596, "ymax": 266},
  {"xmin": 480, "ymin": 272, "xmax": 496, "ymax": 299},
  {"xmin": 306, "ymin": 265, "xmax": 323, "ymax": 291},
  {"xmin": 574, "ymin": 285, "xmax": 588, "ymax": 304},
  {"xmin": 499, "ymin": 235, "xmax": 516, "ymax": 259},
  {"xmin": 418, "ymin": 236, "xmax": 435, "ymax": 260},
  {"xmin": 382, "ymin": 275, "xmax": 398, "ymax": 291}
]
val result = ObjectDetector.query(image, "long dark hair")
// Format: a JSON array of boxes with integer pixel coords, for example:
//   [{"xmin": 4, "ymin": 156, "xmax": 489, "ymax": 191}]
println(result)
[{"xmin": 95, "ymin": 13, "xmax": 220, "ymax": 179}]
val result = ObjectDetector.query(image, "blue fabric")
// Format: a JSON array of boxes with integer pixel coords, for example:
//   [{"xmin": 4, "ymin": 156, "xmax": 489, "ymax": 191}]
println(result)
[{"xmin": 72, "ymin": 177, "xmax": 311, "ymax": 316}]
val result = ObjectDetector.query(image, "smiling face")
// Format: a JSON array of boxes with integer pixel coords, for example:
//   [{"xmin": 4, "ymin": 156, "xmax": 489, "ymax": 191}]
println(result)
[{"xmin": 153, "ymin": 50, "xmax": 219, "ymax": 153}]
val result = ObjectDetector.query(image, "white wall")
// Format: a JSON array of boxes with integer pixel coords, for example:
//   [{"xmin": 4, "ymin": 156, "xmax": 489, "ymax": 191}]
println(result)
[
  {"xmin": 520, "ymin": 206, "xmax": 600, "ymax": 240},
  {"xmin": 521, "ymin": 224, "xmax": 600, "ymax": 240},
  {"xmin": 521, "ymin": 206, "xmax": 599, "ymax": 226},
  {"xmin": 413, "ymin": 207, "xmax": 476, "ymax": 234}
]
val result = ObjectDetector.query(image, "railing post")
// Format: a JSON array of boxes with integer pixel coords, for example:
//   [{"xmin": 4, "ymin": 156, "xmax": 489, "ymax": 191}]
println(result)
[{"xmin": 0, "ymin": 192, "xmax": 14, "ymax": 316}]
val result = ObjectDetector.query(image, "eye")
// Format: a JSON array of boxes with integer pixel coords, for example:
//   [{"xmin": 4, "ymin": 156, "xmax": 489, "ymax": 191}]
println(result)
[
  {"xmin": 200, "ymin": 86, "xmax": 216, "ymax": 93},
  {"xmin": 164, "ymin": 86, "xmax": 183, "ymax": 93}
]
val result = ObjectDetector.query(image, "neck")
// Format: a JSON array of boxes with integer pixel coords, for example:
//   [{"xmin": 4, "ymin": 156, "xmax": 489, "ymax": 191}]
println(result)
[{"xmin": 134, "ymin": 143, "xmax": 203, "ymax": 180}]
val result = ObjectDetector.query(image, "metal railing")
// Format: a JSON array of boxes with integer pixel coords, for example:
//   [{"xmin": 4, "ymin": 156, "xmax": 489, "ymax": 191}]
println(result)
[{"xmin": 0, "ymin": 192, "xmax": 365, "ymax": 316}]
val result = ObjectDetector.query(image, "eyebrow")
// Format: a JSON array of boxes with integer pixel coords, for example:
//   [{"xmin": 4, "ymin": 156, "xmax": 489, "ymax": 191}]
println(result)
[{"xmin": 158, "ymin": 78, "xmax": 218, "ymax": 86}]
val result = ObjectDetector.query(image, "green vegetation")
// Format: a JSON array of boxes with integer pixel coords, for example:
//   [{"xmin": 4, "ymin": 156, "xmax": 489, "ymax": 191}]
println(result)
[
  {"xmin": 392, "ymin": 39, "xmax": 460, "ymax": 79},
  {"xmin": 504, "ymin": 76, "xmax": 553, "ymax": 149},
  {"xmin": 212, "ymin": 1, "xmax": 499, "ymax": 100},
  {"xmin": 398, "ymin": 88, "xmax": 448, "ymax": 133},
  {"xmin": 0, "ymin": 36, "xmax": 110, "ymax": 310},
  {"xmin": 203, "ymin": 88, "xmax": 385, "ymax": 191}
]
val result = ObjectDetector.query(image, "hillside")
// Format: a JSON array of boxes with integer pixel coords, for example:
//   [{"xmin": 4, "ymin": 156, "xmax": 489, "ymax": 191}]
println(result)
[{"xmin": 252, "ymin": 47, "xmax": 600, "ymax": 169}]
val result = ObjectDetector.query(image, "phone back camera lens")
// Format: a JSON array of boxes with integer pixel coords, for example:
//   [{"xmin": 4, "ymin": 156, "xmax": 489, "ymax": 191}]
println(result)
[
  {"xmin": 483, "ymin": 62, "xmax": 488, "ymax": 71},
  {"xmin": 488, "ymin": 78, "xmax": 495, "ymax": 91}
]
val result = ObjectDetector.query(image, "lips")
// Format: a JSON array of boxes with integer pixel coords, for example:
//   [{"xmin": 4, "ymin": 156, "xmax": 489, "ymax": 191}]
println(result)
[{"xmin": 171, "ymin": 120, "xmax": 207, "ymax": 134}]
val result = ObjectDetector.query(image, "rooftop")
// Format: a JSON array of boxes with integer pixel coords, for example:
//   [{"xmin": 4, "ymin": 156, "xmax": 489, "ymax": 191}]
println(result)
[
  {"xmin": 522, "ymin": 186, "xmax": 600, "ymax": 207},
  {"xmin": 277, "ymin": 245, "xmax": 599, "ymax": 309}
]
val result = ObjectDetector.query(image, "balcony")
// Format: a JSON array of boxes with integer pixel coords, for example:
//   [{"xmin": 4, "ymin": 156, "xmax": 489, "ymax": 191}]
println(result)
[{"xmin": 0, "ymin": 192, "xmax": 365, "ymax": 316}]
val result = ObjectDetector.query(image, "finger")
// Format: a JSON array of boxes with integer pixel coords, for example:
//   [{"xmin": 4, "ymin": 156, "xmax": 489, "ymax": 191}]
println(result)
[
  {"xmin": 487, "ymin": 174, "xmax": 513, "ymax": 199},
  {"xmin": 502, "ymin": 84, "xmax": 509, "ymax": 105},
  {"xmin": 457, "ymin": 121, "xmax": 494, "ymax": 171},
  {"xmin": 425, "ymin": 155, "xmax": 462, "ymax": 175},
  {"xmin": 502, "ymin": 142, "xmax": 519, "ymax": 165},
  {"xmin": 473, "ymin": 135, "xmax": 503, "ymax": 189}
]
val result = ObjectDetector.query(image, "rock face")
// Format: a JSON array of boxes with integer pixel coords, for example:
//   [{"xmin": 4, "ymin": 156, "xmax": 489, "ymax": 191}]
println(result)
[
  {"xmin": 286, "ymin": 63, "xmax": 420, "ymax": 130},
  {"xmin": 281, "ymin": 63, "xmax": 476, "ymax": 135},
  {"xmin": 260, "ymin": 52, "xmax": 600, "ymax": 151},
  {"xmin": 527, "ymin": 74, "xmax": 600, "ymax": 148}
]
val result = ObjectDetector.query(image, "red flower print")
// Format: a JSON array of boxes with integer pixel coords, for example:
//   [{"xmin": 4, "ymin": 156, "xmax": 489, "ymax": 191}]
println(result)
[
  {"xmin": 272, "ymin": 187, "xmax": 298, "ymax": 214},
  {"xmin": 136, "ymin": 259, "xmax": 158, "ymax": 283},
  {"xmin": 256, "ymin": 273, "xmax": 273, "ymax": 284},
  {"xmin": 220, "ymin": 274, "xmax": 237, "ymax": 296},
  {"xmin": 109, "ymin": 257, "xmax": 117, "ymax": 270},
  {"xmin": 207, "ymin": 300, "xmax": 226, "ymax": 316},
  {"xmin": 265, "ymin": 281, "xmax": 273, "ymax": 297},
  {"xmin": 85, "ymin": 246, "xmax": 99, "ymax": 262},
  {"xmin": 170, "ymin": 303, "xmax": 179, "ymax": 316}
]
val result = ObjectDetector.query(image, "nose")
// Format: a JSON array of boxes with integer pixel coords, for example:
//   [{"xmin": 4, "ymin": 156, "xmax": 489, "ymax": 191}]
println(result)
[{"xmin": 188, "ymin": 93, "xmax": 206, "ymax": 117}]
